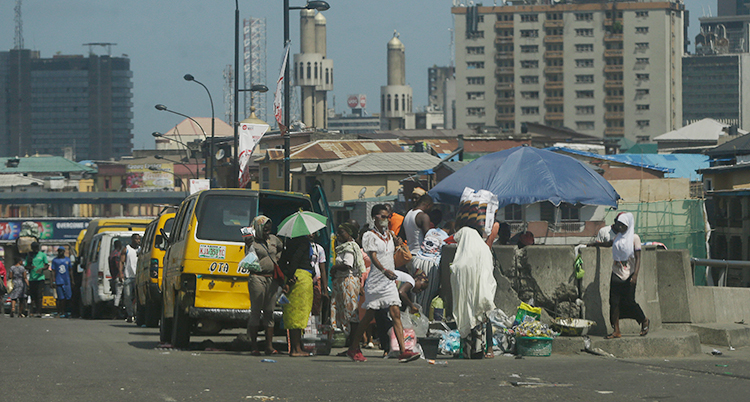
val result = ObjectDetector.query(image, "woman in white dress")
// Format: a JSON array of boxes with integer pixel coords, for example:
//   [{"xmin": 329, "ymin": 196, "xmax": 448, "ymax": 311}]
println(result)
[{"xmin": 345, "ymin": 204, "xmax": 420, "ymax": 363}]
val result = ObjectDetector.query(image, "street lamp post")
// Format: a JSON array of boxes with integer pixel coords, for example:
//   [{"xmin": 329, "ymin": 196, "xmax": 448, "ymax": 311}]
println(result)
[
  {"xmin": 283, "ymin": 1, "xmax": 330, "ymax": 191},
  {"xmin": 151, "ymin": 132, "xmax": 200, "ymax": 178},
  {"xmin": 154, "ymin": 104, "xmax": 206, "ymax": 175},
  {"xmin": 153, "ymin": 153, "xmax": 199, "ymax": 180},
  {"xmin": 183, "ymin": 74, "xmax": 214, "ymax": 181}
]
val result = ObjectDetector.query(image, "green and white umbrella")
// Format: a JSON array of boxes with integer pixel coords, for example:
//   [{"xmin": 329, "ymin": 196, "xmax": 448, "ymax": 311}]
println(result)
[{"xmin": 277, "ymin": 210, "xmax": 328, "ymax": 238}]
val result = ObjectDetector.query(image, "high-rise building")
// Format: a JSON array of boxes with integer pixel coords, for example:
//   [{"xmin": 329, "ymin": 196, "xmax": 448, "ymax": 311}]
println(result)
[
  {"xmin": 380, "ymin": 32, "xmax": 414, "ymax": 130},
  {"xmin": 0, "ymin": 49, "xmax": 133, "ymax": 160},
  {"xmin": 293, "ymin": 10, "xmax": 333, "ymax": 129},
  {"xmin": 452, "ymin": 2, "xmax": 684, "ymax": 144}
]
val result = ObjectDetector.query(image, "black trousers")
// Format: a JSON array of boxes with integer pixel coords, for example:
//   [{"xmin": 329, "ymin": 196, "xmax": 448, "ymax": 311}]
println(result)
[
  {"xmin": 29, "ymin": 280, "xmax": 45, "ymax": 315},
  {"xmin": 609, "ymin": 272, "xmax": 645, "ymax": 324}
]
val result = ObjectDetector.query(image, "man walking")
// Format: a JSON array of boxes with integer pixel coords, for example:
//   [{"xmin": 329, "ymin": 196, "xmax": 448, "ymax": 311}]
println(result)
[
  {"xmin": 51, "ymin": 247, "xmax": 73, "ymax": 318},
  {"xmin": 120, "ymin": 234, "xmax": 141, "ymax": 323},
  {"xmin": 26, "ymin": 242, "xmax": 49, "ymax": 317},
  {"xmin": 110, "ymin": 240, "xmax": 124, "ymax": 317}
]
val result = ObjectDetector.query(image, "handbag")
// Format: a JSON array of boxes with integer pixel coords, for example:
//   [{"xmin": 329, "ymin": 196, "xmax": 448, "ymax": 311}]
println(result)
[
  {"xmin": 260, "ymin": 241, "xmax": 285, "ymax": 282},
  {"xmin": 391, "ymin": 231, "xmax": 412, "ymax": 268}
]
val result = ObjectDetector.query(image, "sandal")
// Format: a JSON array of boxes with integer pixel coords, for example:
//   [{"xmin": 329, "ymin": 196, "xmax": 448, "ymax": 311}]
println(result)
[
  {"xmin": 604, "ymin": 333, "xmax": 621, "ymax": 339},
  {"xmin": 265, "ymin": 349, "xmax": 279, "ymax": 356},
  {"xmin": 640, "ymin": 319, "xmax": 650, "ymax": 337}
]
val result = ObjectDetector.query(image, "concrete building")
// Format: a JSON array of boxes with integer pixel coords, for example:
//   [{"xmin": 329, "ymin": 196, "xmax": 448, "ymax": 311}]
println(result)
[
  {"xmin": 428, "ymin": 66, "xmax": 454, "ymax": 113},
  {"xmin": 381, "ymin": 32, "xmax": 414, "ymax": 130},
  {"xmin": 683, "ymin": 54, "xmax": 750, "ymax": 127},
  {"xmin": 0, "ymin": 49, "xmax": 133, "ymax": 160},
  {"xmin": 293, "ymin": 10, "xmax": 333, "ymax": 129},
  {"xmin": 452, "ymin": 1, "xmax": 684, "ymax": 144}
]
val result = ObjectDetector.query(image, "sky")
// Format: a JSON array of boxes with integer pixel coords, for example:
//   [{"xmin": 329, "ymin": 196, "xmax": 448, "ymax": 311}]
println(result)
[{"xmin": 2, "ymin": 0, "xmax": 713, "ymax": 150}]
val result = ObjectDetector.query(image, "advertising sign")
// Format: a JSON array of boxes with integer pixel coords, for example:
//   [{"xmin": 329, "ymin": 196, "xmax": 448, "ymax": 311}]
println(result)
[
  {"xmin": 0, "ymin": 219, "xmax": 90, "ymax": 241},
  {"xmin": 125, "ymin": 163, "xmax": 175, "ymax": 192}
]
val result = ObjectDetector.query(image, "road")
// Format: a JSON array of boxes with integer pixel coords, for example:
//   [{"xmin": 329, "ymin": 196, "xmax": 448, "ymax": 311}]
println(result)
[{"xmin": 1, "ymin": 316, "xmax": 749, "ymax": 401}]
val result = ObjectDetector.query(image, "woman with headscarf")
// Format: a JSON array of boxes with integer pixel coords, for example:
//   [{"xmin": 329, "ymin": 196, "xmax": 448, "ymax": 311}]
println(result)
[
  {"xmin": 451, "ymin": 224, "xmax": 497, "ymax": 359},
  {"xmin": 331, "ymin": 222, "xmax": 365, "ymax": 347},
  {"xmin": 279, "ymin": 234, "xmax": 315, "ymax": 357},
  {"xmin": 605, "ymin": 212, "xmax": 649, "ymax": 339},
  {"xmin": 246, "ymin": 215, "xmax": 283, "ymax": 356}
]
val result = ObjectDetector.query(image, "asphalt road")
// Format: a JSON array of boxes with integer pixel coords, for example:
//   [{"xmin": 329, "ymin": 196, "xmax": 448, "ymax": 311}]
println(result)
[{"xmin": 1, "ymin": 315, "xmax": 749, "ymax": 401}]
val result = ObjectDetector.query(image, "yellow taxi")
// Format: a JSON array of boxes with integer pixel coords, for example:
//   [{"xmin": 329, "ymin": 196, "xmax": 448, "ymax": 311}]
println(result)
[{"xmin": 135, "ymin": 212, "xmax": 175, "ymax": 327}]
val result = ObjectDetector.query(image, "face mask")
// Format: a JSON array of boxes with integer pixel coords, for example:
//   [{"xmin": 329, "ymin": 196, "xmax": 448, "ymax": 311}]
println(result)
[{"xmin": 378, "ymin": 219, "xmax": 388, "ymax": 228}]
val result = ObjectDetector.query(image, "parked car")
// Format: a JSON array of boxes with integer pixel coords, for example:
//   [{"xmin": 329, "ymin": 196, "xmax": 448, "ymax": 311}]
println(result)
[
  {"xmin": 80, "ymin": 231, "xmax": 144, "ymax": 319},
  {"xmin": 134, "ymin": 213, "xmax": 175, "ymax": 327},
  {"xmin": 160, "ymin": 187, "xmax": 332, "ymax": 348}
]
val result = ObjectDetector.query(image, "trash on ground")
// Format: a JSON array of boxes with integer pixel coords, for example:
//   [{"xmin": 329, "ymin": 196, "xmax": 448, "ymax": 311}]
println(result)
[
  {"xmin": 712, "ymin": 349, "xmax": 723, "ymax": 356},
  {"xmin": 596, "ymin": 390, "xmax": 614, "ymax": 394},
  {"xmin": 260, "ymin": 359, "xmax": 277, "ymax": 363}
]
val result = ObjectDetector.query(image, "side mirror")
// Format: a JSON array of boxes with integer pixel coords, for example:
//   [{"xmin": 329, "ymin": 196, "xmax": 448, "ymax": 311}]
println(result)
[{"xmin": 159, "ymin": 228, "xmax": 171, "ymax": 248}]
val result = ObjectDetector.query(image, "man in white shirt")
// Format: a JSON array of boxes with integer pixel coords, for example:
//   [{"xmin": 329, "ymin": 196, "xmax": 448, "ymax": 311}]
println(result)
[
  {"xmin": 402, "ymin": 195, "xmax": 433, "ymax": 273},
  {"xmin": 120, "ymin": 234, "xmax": 141, "ymax": 323}
]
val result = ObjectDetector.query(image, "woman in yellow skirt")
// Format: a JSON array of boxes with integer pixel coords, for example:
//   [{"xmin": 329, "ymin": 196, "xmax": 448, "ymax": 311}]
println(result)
[{"xmin": 279, "ymin": 235, "xmax": 315, "ymax": 357}]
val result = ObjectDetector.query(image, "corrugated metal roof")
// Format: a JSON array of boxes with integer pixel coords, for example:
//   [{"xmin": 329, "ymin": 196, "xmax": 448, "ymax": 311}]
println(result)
[
  {"xmin": 607, "ymin": 154, "xmax": 709, "ymax": 181},
  {"xmin": 0, "ymin": 174, "xmax": 45, "ymax": 188},
  {"xmin": 654, "ymin": 118, "xmax": 746, "ymax": 142},
  {"xmin": 547, "ymin": 147, "xmax": 673, "ymax": 173},
  {"xmin": 707, "ymin": 132, "xmax": 750, "ymax": 157},
  {"xmin": 301, "ymin": 152, "xmax": 442, "ymax": 174},
  {"xmin": 258, "ymin": 140, "xmax": 405, "ymax": 161},
  {"xmin": 0, "ymin": 156, "xmax": 97, "ymax": 174}
]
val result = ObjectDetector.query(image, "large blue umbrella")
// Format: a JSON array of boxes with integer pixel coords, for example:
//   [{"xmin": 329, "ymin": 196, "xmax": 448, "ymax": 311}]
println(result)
[{"xmin": 429, "ymin": 146, "xmax": 620, "ymax": 208}]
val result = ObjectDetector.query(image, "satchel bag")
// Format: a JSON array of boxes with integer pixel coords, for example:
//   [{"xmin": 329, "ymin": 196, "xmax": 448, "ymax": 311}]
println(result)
[{"xmin": 391, "ymin": 231, "xmax": 412, "ymax": 268}]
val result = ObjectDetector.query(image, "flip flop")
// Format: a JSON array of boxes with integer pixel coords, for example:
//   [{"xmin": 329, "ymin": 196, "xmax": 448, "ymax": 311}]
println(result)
[
  {"xmin": 640, "ymin": 319, "xmax": 650, "ymax": 337},
  {"xmin": 604, "ymin": 333, "xmax": 621, "ymax": 339},
  {"xmin": 265, "ymin": 349, "xmax": 279, "ymax": 356}
]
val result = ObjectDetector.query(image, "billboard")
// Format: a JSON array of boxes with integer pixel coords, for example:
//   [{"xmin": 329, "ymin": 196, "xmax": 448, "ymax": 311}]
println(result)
[
  {"xmin": 125, "ymin": 163, "xmax": 175, "ymax": 192},
  {"xmin": 0, "ymin": 219, "xmax": 90, "ymax": 241},
  {"xmin": 347, "ymin": 94, "xmax": 366, "ymax": 109}
]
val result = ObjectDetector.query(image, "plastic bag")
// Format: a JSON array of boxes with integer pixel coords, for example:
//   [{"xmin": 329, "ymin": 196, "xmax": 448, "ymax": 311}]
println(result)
[
  {"xmin": 438, "ymin": 330, "xmax": 461, "ymax": 355},
  {"xmin": 388, "ymin": 327, "xmax": 417, "ymax": 354},
  {"xmin": 408, "ymin": 306, "xmax": 429, "ymax": 338},
  {"xmin": 238, "ymin": 248, "xmax": 261, "ymax": 274},
  {"xmin": 487, "ymin": 308, "xmax": 512, "ymax": 329},
  {"xmin": 513, "ymin": 302, "xmax": 542, "ymax": 326}
]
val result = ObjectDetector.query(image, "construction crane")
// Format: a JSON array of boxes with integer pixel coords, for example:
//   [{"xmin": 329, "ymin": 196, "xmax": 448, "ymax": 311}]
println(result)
[{"xmin": 14, "ymin": 0, "xmax": 23, "ymax": 49}]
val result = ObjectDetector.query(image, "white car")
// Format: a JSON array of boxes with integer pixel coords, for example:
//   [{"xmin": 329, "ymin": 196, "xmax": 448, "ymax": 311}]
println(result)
[{"xmin": 80, "ymin": 231, "xmax": 143, "ymax": 319}]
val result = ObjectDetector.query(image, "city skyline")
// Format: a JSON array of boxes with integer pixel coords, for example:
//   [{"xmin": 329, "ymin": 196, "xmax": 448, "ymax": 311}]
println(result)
[{"xmin": 0, "ymin": 0, "xmax": 714, "ymax": 151}]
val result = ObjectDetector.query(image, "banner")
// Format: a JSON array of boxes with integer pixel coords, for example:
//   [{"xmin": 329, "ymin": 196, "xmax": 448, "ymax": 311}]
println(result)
[
  {"xmin": 238, "ymin": 122, "xmax": 270, "ymax": 188},
  {"xmin": 0, "ymin": 219, "xmax": 90, "ymax": 241},
  {"xmin": 273, "ymin": 42, "xmax": 291, "ymax": 136},
  {"xmin": 124, "ymin": 163, "xmax": 175, "ymax": 192}
]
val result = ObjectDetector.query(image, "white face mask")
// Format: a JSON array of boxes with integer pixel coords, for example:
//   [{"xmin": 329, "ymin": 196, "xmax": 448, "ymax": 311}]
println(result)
[{"xmin": 378, "ymin": 219, "xmax": 388, "ymax": 229}]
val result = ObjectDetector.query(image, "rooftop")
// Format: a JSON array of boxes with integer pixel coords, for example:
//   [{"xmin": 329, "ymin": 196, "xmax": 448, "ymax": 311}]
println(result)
[
  {"xmin": 0, "ymin": 156, "xmax": 97, "ymax": 175},
  {"xmin": 296, "ymin": 152, "xmax": 442, "ymax": 175}
]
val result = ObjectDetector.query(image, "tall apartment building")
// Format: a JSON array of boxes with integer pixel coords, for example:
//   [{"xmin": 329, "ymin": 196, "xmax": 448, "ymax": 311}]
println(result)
[
  {"xmin": 452, "ymin": 1, "xmax": 684, "ymax": 144},
  {"xmin": 0, "ymin": 49, "xmax": 133, "ymax": 160}
]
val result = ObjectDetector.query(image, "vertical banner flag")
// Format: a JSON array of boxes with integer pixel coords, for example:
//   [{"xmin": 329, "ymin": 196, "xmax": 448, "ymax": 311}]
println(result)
[
  {"xmin": 273, "ymin": 42, "xmax": 291, "ymax": 136},
  {"xmin": 238, "ymin": 120, "xmax": 270, "ymax": 188}
]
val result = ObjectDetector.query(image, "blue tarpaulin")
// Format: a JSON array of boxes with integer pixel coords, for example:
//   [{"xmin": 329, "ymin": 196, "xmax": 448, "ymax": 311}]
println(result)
[{"xmin": 428, "ymin": 146, "xmax": 621, "ymax": 208}]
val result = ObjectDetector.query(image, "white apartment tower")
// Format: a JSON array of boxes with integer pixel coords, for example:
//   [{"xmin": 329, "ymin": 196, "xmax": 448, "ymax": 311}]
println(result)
[
  {"xmin": 452, "ymin": 1, "xmax": 684, "ymax": 144},
  {"xmin": 294, "ymin": 10, "xmax": 333, "ymax": 129},
  {"xmin": 381, "ymin": 31, "xmax": 414, "ymax": 130}
]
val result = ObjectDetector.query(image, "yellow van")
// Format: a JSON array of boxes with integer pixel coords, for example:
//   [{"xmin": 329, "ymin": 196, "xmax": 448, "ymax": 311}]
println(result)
[
  {"xmin": 135, "ymin": 213, "xmax": 175, "ymax": 327},
  {"xmin": 160, "ymin": 188, "xmax": 332, "ymax": 347}
]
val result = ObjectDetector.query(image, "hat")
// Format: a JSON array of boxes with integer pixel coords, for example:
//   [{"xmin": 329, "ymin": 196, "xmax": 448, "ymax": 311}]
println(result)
[
  {"xmin": 412, "ymin": 187, "xmax": 427, "ymax": 197},
  {"xmin": 57, "ymin": 246, "xmax": 66, "ymax": 251},
  {"xmin": 240, "ymin": 226, "xmax": 255, "ymax": 238}
]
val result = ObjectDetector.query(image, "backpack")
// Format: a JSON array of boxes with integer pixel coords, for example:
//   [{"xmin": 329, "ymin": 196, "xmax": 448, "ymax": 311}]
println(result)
[{"xmin": 109, "ymin": 250, "xmax": 121, "ymax": 277}]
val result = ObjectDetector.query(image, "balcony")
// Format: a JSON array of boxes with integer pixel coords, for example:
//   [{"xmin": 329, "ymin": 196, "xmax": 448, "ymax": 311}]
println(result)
[
  {"xmin": 544, "ymin": 66, "xmax": 563, "ymax": 74},
  {"xmin": 604, "ymin": 96, "xmax": 624, "ymax": 104},
  {"xmin": 496, "ymin": 113, "xmax": 515, "ymax": 121},
  {"xmin": 496, "ymin": 98, "xmax": 515, "ymax": 106},
  {"xmin": 496, "ymin": 82, "xmax": 514, "ymax": 91},
  {"xmin": 544, "ymin": 50, "xmax": 563, "ymax": 58},
  {"xmin": 544, "ymin": 97, "xmax": 564, "ymax": 105},
  {"xmin": 495, "ymin": 66, "xmax": 514, "ymax": 75},
  {"xmin": 544, "ymin": 81, "xmax": 564, "ymax": 89},
  {"xmin": 604, "ymin": 80, "xmax": 624, "ymax": 88},
  {"xmin": 544, "ymin": 20, "xmax": 564, "ymax": 28},
  {"xmin": 495, "ymin": 20, "xmax": 514, "ymax": 29},
  {"xmin": 603, "ymin": 18, "xmax": 623, "ymax": 27},
  {"xmin": 545, "ymin": 112, "xmax": 564, "ymax": 120},
  {"xmin": 605, "ymin": 112, "xmax": 624, "ymax": 119},
  {"xmin": 496, "ymin": 51, "xmax": 514, "ymax": 59},
  {"xmin": 544, "ymin": 35, "xmax": 564, "ymax": 43},
  {"xmin": 604, "ymin": 65, "xmax": 623, "ymax": 73},
  {"xmin": 605, "ymin": 127, "xmax": 625, "ymax": 136},
  {"xmin": 604, "ymin": 49, "xmax": 623, "ymax": 57},
  {"xmin": 604, "ymin": 34, "xmax": 624, "ymax": 42},
  {"xmin": 495, "ymin": 36, "xmax": 514, "ymax": 45}
]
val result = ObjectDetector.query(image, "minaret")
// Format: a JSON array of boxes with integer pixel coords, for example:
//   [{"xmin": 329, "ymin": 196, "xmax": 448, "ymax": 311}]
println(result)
[
  {"xmin": 380, "ymin": 31, "xmax": 413, "ymax": 130},
  {"xmin": 294, "ymin": 10, "xmax": 333, "ymax": 129}
]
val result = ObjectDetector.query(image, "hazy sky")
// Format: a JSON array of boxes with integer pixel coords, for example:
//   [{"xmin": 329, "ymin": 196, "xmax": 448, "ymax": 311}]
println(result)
[{"xmin": 2, "ymin": 0, "xmax": 713, "ymax": 150}]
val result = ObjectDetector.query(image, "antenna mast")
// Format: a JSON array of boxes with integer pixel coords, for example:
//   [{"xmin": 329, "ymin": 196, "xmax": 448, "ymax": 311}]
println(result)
[
  {"xmin": 14, "ymin": 0, "xmax": 24, "ymax": 49},
  {"xmin": 223, "ymin": 64, "xmax": 234, "ymax": 124}
]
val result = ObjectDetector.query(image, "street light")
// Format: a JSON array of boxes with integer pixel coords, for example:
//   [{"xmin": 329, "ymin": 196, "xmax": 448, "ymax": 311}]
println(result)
[
  {"xmin": 153, "ymin": 154, "xmax": 199, "ymax": 180},
  {"xmin": 152, "ymin": 133, "xmax": 199, "ymax": 178},
  {"xmin": 282, "ymin": 0, "xmax": 331, "ymax": 191},
  {"xmin": 183, "ymin": 74, "xmax": 215, "ymax": 181},
  {"xmin": 154, "ymin": 104, "xmax": 207, "ymax": 177},
  {"xmin": 148, "ymin": 166, "xmax": 187, "ymax": 192}
]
